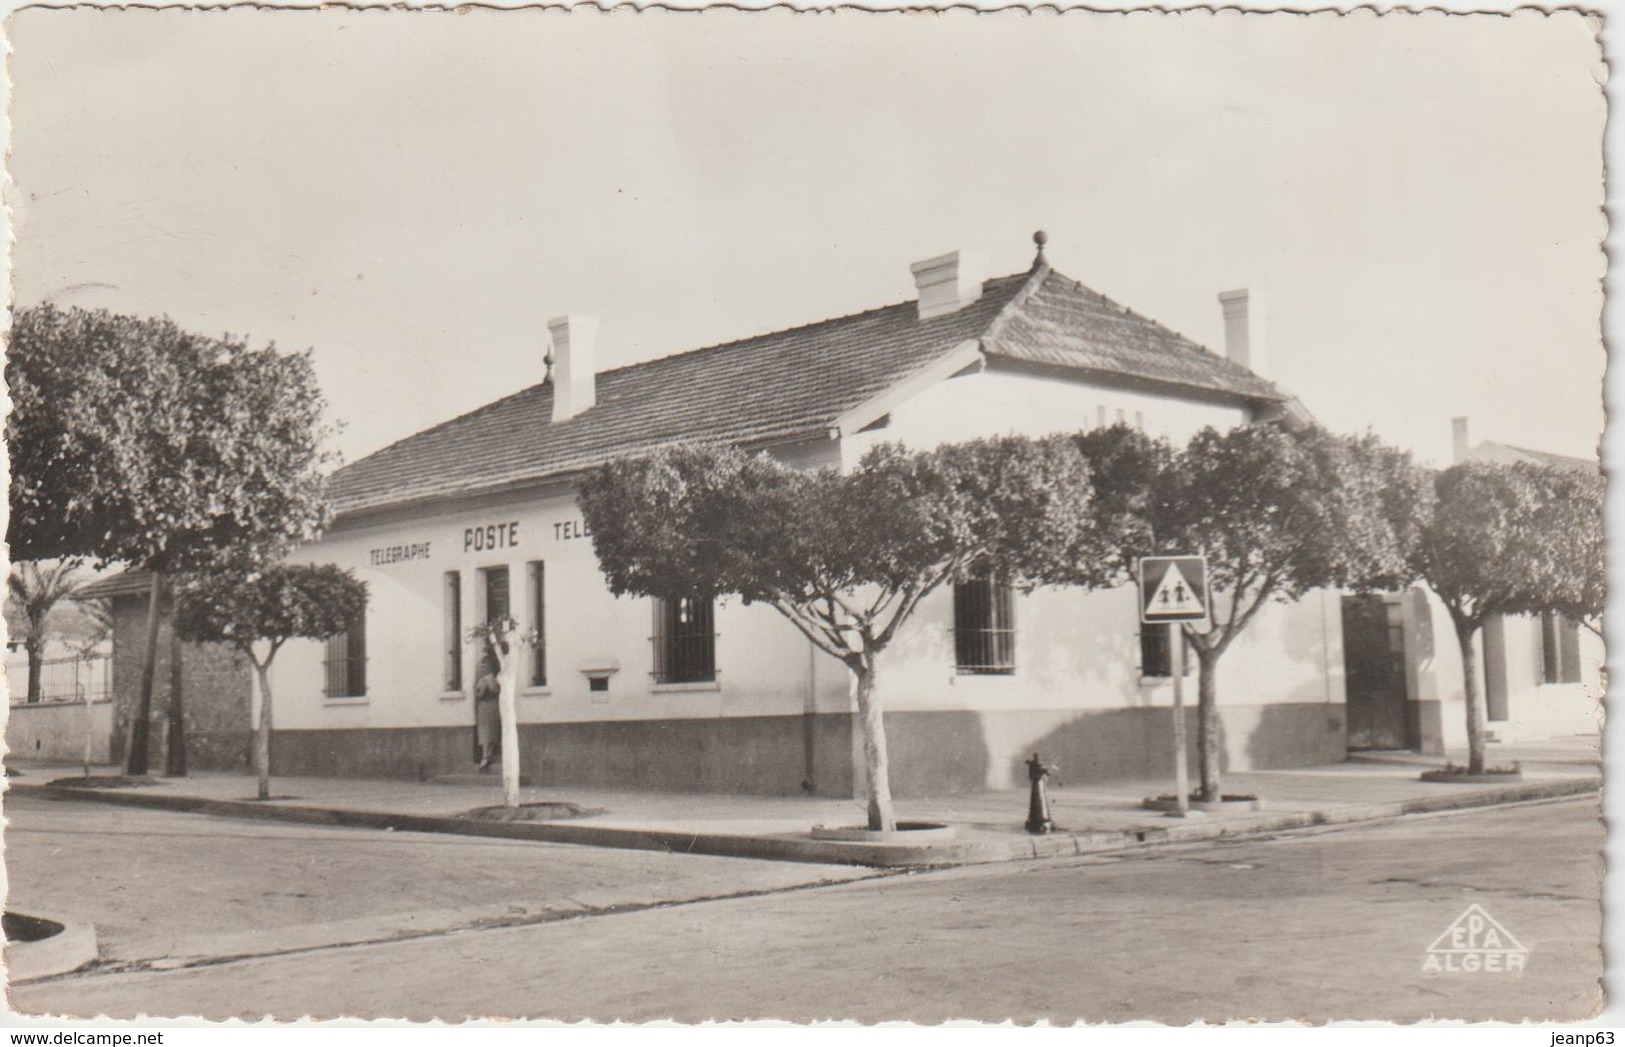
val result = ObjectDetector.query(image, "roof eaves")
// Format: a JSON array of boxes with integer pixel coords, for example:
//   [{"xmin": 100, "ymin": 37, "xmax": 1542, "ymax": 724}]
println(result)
[
  {"xmin": 983, "ymin": 353, "xmax": 1286, "ymax": 408},
  {"xmin": 73, "ymin": 571, "xmax": 152, "ymax": 600},
  {"xmin": 329, "ymin": 424, "xmax": 839, "ymax": 525},
  {"xmin": 830, "ymin": 339, "xmax": 986, "ymax": 438}
]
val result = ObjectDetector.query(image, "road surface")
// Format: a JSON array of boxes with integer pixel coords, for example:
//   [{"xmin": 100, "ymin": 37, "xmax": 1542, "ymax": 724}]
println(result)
[{"xmin": 7, "ymin": 792, "xmax": 1602, "ymax": 1023}]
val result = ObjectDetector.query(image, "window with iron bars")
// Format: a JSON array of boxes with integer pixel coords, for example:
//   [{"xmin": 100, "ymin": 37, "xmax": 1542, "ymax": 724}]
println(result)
[
  {"xmin": 1139, "ymin": 624, "xmax": 1193, "ymax": 679},
  {"xmin": 324, "ymin": 608, "xmax": 368, "ymax": 698},
  {"xmin": 443, "ymin": 571, "xmax": 462, "ymax": 692},
  {"xmin": 528, "ymin": 561, "xmax": 547, "ymax": 688},
  {"xmin": 953, "ymin": 578, "xmax": 1015, "ymax": 675},
  {"xmin": 652, "ymin": 595, "xmax": 716, "ymax": 684}
]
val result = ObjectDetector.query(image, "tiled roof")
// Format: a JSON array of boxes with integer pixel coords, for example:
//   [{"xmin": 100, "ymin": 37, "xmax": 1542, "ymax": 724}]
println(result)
[
  {"xmin": 328, "ymin": 264, "xmax": 1287, "ymax": 519},
  {"xmin": 73, "ymin": 570, "xmax": 155, "ymax": 600},
  {"xmin": 985, "ymin": 269, "xmax": 1281, "ymax": 400},
  {"xmin": 1467, "ymin": 441, "xmax": 1601, "ymax": 475}
]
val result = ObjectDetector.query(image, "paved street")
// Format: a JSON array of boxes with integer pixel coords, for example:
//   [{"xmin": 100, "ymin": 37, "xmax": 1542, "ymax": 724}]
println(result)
[
  {"xmin": 1, "ymin": 792, "xmax": 880, "ymax": 968},
  {"xmin": 7, "ymin": 792, "xmax": 1600, "ymax": 1023}
]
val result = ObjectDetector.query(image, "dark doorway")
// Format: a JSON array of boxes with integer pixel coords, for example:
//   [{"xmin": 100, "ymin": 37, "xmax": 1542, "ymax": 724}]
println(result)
[
  {"xmin": 1341, "ymin": 594, "xmax": 1411, "ymax": 750},
  {"xmin": 475, "ymin": 566, "xmax": 511, "ymax": 764}
]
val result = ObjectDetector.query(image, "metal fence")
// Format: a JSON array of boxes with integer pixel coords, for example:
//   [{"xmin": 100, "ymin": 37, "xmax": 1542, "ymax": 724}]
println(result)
[{"xmin": 5, "ymin": 653, "xmax": 114, "ymax": 706}]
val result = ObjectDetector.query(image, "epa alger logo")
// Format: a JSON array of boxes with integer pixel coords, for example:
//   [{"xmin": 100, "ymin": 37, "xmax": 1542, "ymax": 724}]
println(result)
[{"xmin": 1422, "ymin": 903, "xmax": 1528, "ymax": 974}]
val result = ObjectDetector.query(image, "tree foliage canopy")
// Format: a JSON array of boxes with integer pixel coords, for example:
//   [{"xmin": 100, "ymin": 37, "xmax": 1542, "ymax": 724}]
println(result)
[
  {"xmin": 7, "ymin": 303, "xmax": 335, "ymax": 570},
  {"xmin": 1527, "ymin": 465, "xmax": 1605, "ymax": 632},
  {"xmin": 1416, "ymin": 460, "xmax": 1604, "ymax": 631},
  {"xmin": 1068, "ymin": 424, "xmax": 1429, "ymax": 653},
  {"xmin": 579, "ymin": 437, "xmax": 1095, "ymax": 662},
  {"xmin": 579, "ymin": 435, "xmax": 1100, "ymax": 830},
  {"xmin": 173, "ymin": 563, "xmax": 367, "ymax": 665}
]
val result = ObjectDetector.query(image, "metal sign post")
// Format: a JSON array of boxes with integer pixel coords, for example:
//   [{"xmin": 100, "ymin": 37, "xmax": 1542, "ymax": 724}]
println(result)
[
  {"xmin": 1139, "ymin": 555, "xmax": 1210, "ymax": 819},
  {"xmin": 1170, "ymin": 621, "xmax": 1188, "ymax": 816}
]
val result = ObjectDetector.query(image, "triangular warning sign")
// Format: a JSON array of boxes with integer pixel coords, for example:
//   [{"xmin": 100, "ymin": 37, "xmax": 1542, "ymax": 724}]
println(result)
[
  {"xmin": 1149, "ymin": 562, "xmax": 1202, "ymax": 616},
  {"xmin": 1426, "ymin": 904, "xmax": 1527, "ymax": 954}
]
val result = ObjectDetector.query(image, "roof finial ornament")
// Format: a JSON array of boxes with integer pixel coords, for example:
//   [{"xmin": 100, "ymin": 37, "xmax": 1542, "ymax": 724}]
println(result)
[{"xmin": 1033, "ymin": 229, "xmax": 1048, "ymax": 267}]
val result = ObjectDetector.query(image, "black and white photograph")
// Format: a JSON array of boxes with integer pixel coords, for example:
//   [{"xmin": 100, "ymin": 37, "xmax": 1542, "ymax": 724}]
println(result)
[{"xmin": 0, "ymin": 3, "xmax": 1610, "ymax": 1029}]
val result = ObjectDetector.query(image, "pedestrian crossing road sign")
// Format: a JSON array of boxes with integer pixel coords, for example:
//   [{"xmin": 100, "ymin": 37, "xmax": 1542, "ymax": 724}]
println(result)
[{"xmin": 1139, "ymin": 555, "xmax": 1209, "ymax": 623}]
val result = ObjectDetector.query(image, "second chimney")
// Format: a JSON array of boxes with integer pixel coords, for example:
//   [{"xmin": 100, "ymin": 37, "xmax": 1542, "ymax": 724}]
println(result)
[
  {"xmin": 1452, "ymin": 417, "xmax": 1471, "ymax": 463},
  {"xmin": 911, "ymin": 250, "xmax": 990, "ymax": 320},
  {"xmin": 548, "ymin": 315, "xmax": 599, "ymax": 423},
  {"xmin": 1218, "ymin": 289, "xmax": 1268, "ymax": 376}
]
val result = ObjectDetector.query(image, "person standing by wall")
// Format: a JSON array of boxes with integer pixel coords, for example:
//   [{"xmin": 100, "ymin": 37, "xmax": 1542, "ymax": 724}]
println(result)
[{"xmin": 473, "ymin": 650, "xmax": 501, "ymax": 771}]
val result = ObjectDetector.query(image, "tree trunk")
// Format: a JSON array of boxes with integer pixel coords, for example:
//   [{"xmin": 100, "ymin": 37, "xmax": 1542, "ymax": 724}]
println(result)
[
  {"xmin": 1455, "ymin": 620, "xmax": 1487, "ymax": 775},
  {"xmin": 165, "ymin": 627, "xmax": 188, "ymax": 777},
  {"xmin": 1196, "ymin": 646, "xmax": 1222, "ymax": 803},
  {"xmin": 125, "ymin": 570, "xmax": 164, "ymax": 776},
  {"xmin": 252, "ymin": 662, "xmax": 274, "ymax": 801},
  {"xmin": 495, "ymin": 635, "xmax": 523, "ymax": 808},
  {"xmin": 853, "ymin": 661, "xmax": 896, "ymax": 832},
  {"xmin": 25, "ymin": 639, "xmax": 42, "ymax": 703}
]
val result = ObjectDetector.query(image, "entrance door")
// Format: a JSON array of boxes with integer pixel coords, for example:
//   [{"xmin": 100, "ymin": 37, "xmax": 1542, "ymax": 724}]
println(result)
[
  {"xmin": 1341, "ymin": 594, "xmax": 1411, "ymax": 750},
  {"xmin": 475, "ymin": 566, "xmax": 511, "ymax": 762}
]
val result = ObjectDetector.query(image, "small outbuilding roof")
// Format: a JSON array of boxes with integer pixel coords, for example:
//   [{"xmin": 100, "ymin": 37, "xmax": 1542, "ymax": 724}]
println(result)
[
  {"xmin": 328, "ymin": 261, "xmax": 1288, "ymax": 519},
  {"xmin": 73, "ymin": 571, "xmax": 156, "ymax": 600},
  {"xmin": 1464, "ymin": 441, "xmax": 1601, "ymax": 475}
]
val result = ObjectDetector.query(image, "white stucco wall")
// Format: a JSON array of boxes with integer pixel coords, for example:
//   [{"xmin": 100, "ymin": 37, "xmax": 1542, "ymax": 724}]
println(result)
[
  {"xmin": 1401, "ymin": 587, "xmax": 1602, "ymax": 753},
  {"xmin": 275, "ymin": 491, "xmax": 854, "ymax": 733},
  {"xmin": 840, "ymin": 361, "xmax": 1251, "ymax": 463},
  {"xmin": 268, "ymin": 354, "xmax": 1353, "ymax": 787}
]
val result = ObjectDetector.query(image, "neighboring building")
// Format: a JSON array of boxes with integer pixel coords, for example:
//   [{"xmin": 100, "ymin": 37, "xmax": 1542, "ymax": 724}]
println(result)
[
  {"xmin": 67, "ymin": 572, "xmax": 253, "ymax": 772},
  {"xmin": 250, "ymin": 238, "xmax": 1354, "ymax": 797},
  {"xmin": 1455, "ymin": 418, "xmax": 1604, "ymax": 745},
  {"xmin": 1339, "ymin": 418, "xmax": 1603, "ymax": 758}
]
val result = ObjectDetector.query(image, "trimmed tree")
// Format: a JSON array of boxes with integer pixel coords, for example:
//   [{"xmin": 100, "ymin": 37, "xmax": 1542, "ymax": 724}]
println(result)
[
  {"xmin": 579, "ymin": 437, "xmax": 1096, "ymax": 831},
  {"xmin": 7, "ymin": 303, "xmax": 333, "ymax": 775},
  {"xmin": 173, "ymin": 564, "xmax": 367, "ymax": 800},
  {"xmin": 1071, "ymin": 423, "xmax": 1426, "ymax": 802},
  {"xmin": 1412, "ymin": 460, "xmax": 1599, "ymax": 773},
  {"xmin": 465, "ymin": 615, "xmax": 537, "ymax": 808},
  {"xmin": 1536, "ymin": 465, "xmax": 1606, "ymax": 638},
  {"xmin": 5, "ymin": 560, "xmax": 85, "ymax": 703}
]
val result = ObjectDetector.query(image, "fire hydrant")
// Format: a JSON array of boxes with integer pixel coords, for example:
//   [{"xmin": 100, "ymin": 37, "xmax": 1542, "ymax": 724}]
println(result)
[{"xmin": 1025, "ymin": 752, "xmax": 1059, "ymax": 835}]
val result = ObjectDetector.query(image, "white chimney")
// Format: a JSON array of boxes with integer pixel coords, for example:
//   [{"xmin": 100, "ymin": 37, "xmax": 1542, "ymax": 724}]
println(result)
[
  {"xmin": 547, "ymin": 315, "xmax": 599, "ymax": 423},
  {"xmin": 1218, "ymin": 289, "xmax": 1268, "ymax": 376},
  {"xmin": 911, "ymin": 250, "xmax": 989, "ymax": 320},
  {"xmin": 1451, "ymin": 416, "xmax": 1471, "ymax": 463}
]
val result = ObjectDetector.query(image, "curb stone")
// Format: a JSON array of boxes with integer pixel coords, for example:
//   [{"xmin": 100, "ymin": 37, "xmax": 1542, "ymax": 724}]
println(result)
[
  {"xmin": 4, "ymin": 910, "xmax": 100, "ymax": 982},
  {"xmin": 12, "ymin": 775, "xmax": 1599, "ymax": 869}
]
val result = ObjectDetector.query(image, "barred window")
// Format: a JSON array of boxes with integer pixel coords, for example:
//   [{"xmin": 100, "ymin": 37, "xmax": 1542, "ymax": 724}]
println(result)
[
  {"xmin": 443, "ymin": 571, "xmax": 462, "ymax": 692},
  {"xmin": 954, "ymin": 578, "xmax": 1015, "ymax": 675},
  {"xmin": 1540, "ymin": 611, "xmax": 1583, "ymax": 685},
  {"xmin": 528, "ymin": 561, "xmax": 547, "ymax": 688},
  {"xmin": 653, "ymin": 595, "xmax": 716, "ymax": 684},
  {"xmin": 325, "ymin": 608, "xmax": 367, "ymax": 699},
  {"xmin": 1139, "ymin": 624, "xmax": 1193, "ymax": 679},
  {"xmin": 482, "ymin": 565, "xmax": 510, "ymax": 624}
]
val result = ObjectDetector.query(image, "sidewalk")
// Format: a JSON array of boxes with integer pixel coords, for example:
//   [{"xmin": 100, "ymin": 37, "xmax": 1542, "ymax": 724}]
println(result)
[{"xmin": 6, "ymin": 738, "xmax": 1599, "ymax": 868}]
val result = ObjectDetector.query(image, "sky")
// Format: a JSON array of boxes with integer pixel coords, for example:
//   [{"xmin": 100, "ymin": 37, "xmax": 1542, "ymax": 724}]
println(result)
[{"xmin": 5, "ymin": 7, "xmax": 1607, "ymax": 469}]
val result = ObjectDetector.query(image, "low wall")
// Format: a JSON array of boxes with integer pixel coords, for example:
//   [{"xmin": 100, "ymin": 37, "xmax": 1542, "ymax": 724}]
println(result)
[
  {"xmin": 273, "ymin": 713, "xmax": 857, "ymax": 797},
  {"xmin": 271, "ymin": 702, "xmax": 1346, "ymax": 798},
  {"xmin": 5, "ymin": 700, "xmax": 114, "ymax": 764}
]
